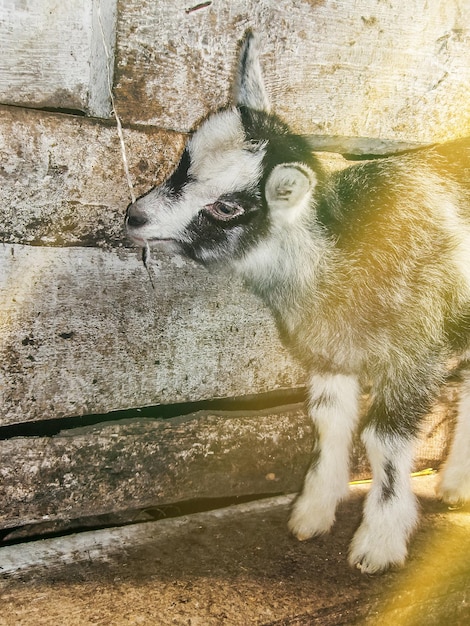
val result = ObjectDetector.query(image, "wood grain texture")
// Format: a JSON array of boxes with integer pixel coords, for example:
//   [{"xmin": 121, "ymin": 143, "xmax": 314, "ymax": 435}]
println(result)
[
  {"xmin": 0, "ymin": 477, "xmax": 468, "ymax": 626},
  {"xmin": 0, "ymin": 244, "xmax": 302, "ymax": 426},
  {"xmin": 114, "ymin": 0, "xmax": 470, "ymax": 142},
  {"xmin": 0, "ymin": 0, "xmax": 118, "ymax": 117},
  {"xmin": 0, "ymin": 106, "xmax": 185, "ymax": 247},
  {"xmin": 0, "ymin": 389, "xmax": 455, "ymax": 531},
  {"xmin": 0, "ymin": 406, "xmax": 311, "ymax": 530}
]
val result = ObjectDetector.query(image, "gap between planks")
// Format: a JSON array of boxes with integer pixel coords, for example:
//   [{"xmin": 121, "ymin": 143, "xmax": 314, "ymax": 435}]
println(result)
[
  {"xmin": 0, "ymin": 494, "xmax": 296, "ymax": 579},
  {"xmin": 0, "ymin": 475, "xmax": 446, "ymax": 580}
]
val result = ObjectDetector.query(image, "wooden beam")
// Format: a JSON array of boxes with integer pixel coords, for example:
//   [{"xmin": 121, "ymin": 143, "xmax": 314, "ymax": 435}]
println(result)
[
  {"xmin": 114, "ymin": 0, "xmax": 470, "ymax": 142},
  {"xmin": 0, "ymin": 244, "xmax": 303, "ymax": 426},
  {"xmin": 0, "ymin": 406, "xmax": 311, "ymax": 530},
  {"xmin": 0, "ymin": 391, "xmax": 455, "ymax": 531},
  {"xmin": 0, "ymin": 106, "xmax": 185, "ymax": 247},
  {"xmin": 0, "ymin": 105, "xmax": 435, "ymax": 251},
  {"xmin": 0, "ymin": 0, "xmax": 118, "ymax": 118}
]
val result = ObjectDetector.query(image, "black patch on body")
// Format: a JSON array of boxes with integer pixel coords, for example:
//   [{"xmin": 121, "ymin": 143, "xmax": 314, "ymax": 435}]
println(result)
[
  {"xmin": 364, "ymin": 361, "xmax": 443, "ymax": 440},
  {"xmin": 310, "ymin": 392, "xmax": 334, "ymax": 411},
  {"xmin": 316, "ymin": 159, "xmax": 400, "ymax": 238},
  {"xmin": 307, "ymin": 421, "xmax": 322, "ymax": 473},
  {"xmin": 366, "ymin": 395, "xmax": 429, "ymax": 440},
  {"xmin": 381, "ymin": 460, "xmax": 397, "ymax": 502}
]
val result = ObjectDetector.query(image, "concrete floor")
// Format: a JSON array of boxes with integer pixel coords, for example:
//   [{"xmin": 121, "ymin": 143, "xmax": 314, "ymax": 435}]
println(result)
[{"xmin": 1, "ymin": 476, "xmax": 469, "ymax": 626}]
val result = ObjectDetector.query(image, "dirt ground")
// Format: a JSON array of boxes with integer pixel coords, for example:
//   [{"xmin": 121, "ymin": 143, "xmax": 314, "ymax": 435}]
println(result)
[{"xmin": 1, "ymin": 476, "xmax": 469, "ymax": 626}]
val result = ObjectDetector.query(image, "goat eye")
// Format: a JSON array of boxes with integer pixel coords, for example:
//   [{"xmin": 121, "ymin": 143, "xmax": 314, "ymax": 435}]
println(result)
[{"xmin": 204, "ymin": 201, "xmax": 244, "ymax": 221}]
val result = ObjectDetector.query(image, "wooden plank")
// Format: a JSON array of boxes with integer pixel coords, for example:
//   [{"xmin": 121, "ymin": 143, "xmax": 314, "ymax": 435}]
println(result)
[
  {"xmin": 0, "ymin": 106, "xmax": 185, "ymax": 247},
  {"xmin": 0, "ymin": 406, "xmax": 311, "ymax": 530},
  {"xmin": 0, "ymin": 390, "xmax": 455, "ymax": 531},
  {"xmin": 88, "ymin": 0, "xmax": 119, "ymax": 118},
  {"xmin": 0, "ymin": 495, "xmax": 297, "ymax": 576},
  {"xmin": 0, "ymin": 0, "xmax": 118, "ymax": 118},
  {"xmin": 114, "ymin": 0, "xmax": 470, "ymax": 143},
  {"xmin": 0, "ymin": 476, "xmax": 469, "ymax": 626},
  {"xmin": 0, "ymin": 244, "xmax": 303, "ymax": 426},
  {"xmin": 0, "ymin": 106, "xmax": 431, "ymax": 251}
]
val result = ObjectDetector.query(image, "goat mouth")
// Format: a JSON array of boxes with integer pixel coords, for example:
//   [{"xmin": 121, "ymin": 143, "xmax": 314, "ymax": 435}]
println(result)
[
  {"xmin": 128, "ymin": 235, "xmax": 179, "ymax": 248},
  {"xmin": 147, "ymin": 237, "xmax": 178, "ymax": 245},
  {"xmin": 126, "ymin": 233, "xmax": 147, "ymax": 246}
]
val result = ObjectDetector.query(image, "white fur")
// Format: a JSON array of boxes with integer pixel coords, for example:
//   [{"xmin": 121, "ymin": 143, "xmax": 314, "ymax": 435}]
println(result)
[
  {"xmin": 424, "ymin": 172, "xmax": 470, "ymax": 301},
  {"xmin": 349, "ymin": 428, "xmax": 418, "ymax": 573},
  {"xmin": 188, "ymin": 109, "xmax": 263, "ymax": 190},
  {"xmin": 128, "ymin": 109, "xmax": 265, "ymax": 245},
  {"xmin": 265, "ymin": 163, "xmax": 317, "ymax": 225},
  {"xmin": 437, "ymin": 376, "xmax": 470, "ymax": 504},
  {"xmin": 288, "ymin": 373, "xmax": 360, "ymax": 539}
]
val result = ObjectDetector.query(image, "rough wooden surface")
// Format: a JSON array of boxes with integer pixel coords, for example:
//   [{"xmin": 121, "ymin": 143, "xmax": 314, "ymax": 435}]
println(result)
[
  {"xmin": 1, "ymin": 476, "xmax": 469, "ymax": 626},
  {"xmin": 0, "ymin": 244, "xmax": 303, "ymax": 426},
  {"xmin": 0, "ymin": 406, "xmax": 310, "ymax": 530},
  {"xmin": 0, "ymin": 102, "xmax": 441, "ymax": 253},
  {"xmin": 115, "ymin": 0, "xmax": 470, "ymax": 142},
  {"xmin": 0, "ymin": 0, "xmax": 117, "ymax": 117},
  {"xmin": 0, "ymin": 106, "xmax": 184, "ymax": 247},
  {"xmin": 0, "ymin": 384, "xmax": 456, "ymax": 532}
]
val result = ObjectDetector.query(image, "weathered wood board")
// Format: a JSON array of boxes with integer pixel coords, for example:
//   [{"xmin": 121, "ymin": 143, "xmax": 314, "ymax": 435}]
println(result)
[
  {"xmin": 0, "ymin": 388, "xmax": 456, "ymax": 531},
  {"xmin": 1, "ymin": 476, "xmax": 469, "ymax": 626},
  {"xmin": 0, "ymin": 244, "xmax": 303, "ymax": 426},
  {"xmin": 0, "ymin": 406, "xmax": 310, "ymax": 530},
  {"xmin": 115, "ymin": 0, "xmax": 470, "ymax": 142},
  {"xmin": 0, "ymin": 106, "xmax": 184, "ymax": 247},
  {"xmin": 0, "ymin": 0, "xmax": 118, "ymax": 118}
]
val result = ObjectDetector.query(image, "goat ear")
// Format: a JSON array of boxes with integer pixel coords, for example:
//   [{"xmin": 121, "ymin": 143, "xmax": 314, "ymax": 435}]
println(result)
[
  {"xmin": 234, "ymin": 31, "xmax": 271, "ymax": 112},
  {"xmin": 265, "ymin": 163, "xmax": 316, "ymax": 211}
]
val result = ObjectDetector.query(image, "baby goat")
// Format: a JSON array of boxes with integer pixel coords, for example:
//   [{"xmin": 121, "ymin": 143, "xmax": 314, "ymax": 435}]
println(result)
[{"xmin": 126, "ymin": 33, "xmax": 470, "ymax": 573}]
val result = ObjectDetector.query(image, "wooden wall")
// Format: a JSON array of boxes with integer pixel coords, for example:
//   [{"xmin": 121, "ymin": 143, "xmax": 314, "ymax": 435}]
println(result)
[
  {"xmin": 0, "ymin": 0, "xmax": 117, "ymax": 118},
  {"xmin": 0, "ymin": 0, "xmax": 468, "ymax": 536},
  {"xmin": 115, "ymin": 0, "xmax": 470, "ymax": 141}
]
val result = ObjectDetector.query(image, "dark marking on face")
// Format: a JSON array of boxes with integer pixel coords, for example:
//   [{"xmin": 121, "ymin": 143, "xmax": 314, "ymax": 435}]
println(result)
[
  {"xmin": 179, "ymin": 189, "xmax": 268, "ymax": 264},
  {"xmin": 238, "ymin": 106, "xmax": 324, "ymax": 195},
  {"xmin": 166, "ymin": 148, "xmax": 192, "ymax": 197},
  {"xmin": 167, "ymin": 105, "xmax": 326, "ymax": 265}
]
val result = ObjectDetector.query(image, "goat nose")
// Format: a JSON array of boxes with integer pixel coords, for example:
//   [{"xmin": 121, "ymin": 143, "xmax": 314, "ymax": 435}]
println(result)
[{"xmin": 126, "ymin": 202, "xmax": 148, "ymax": 228}]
